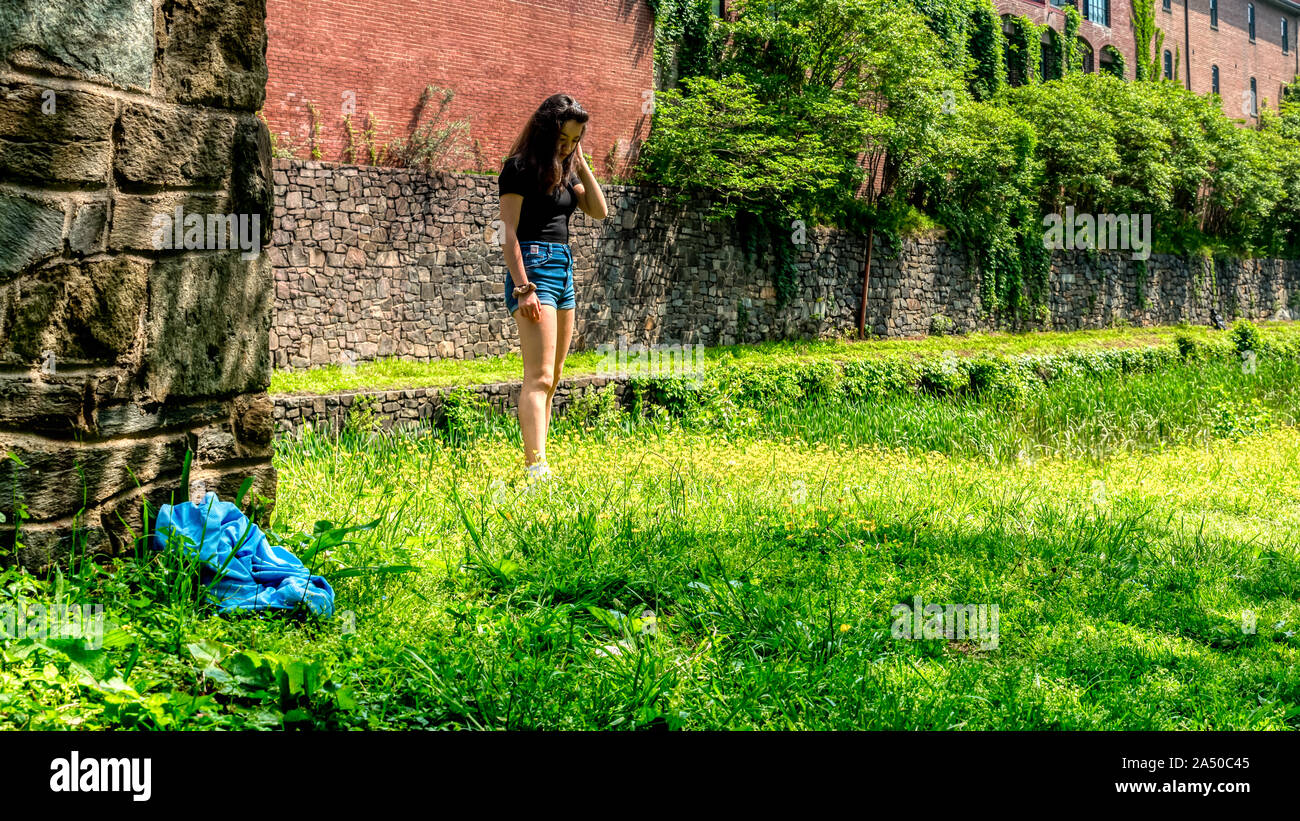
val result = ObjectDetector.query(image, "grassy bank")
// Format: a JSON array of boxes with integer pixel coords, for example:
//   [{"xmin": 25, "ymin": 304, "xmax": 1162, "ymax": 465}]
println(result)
[
  {"xmin": 4, "ymin": 329, "xmax": 1296, "ymax": 729},
  {"xmin": 268, "ymin": 320, "xmax": 1300, "ymax": 396}
]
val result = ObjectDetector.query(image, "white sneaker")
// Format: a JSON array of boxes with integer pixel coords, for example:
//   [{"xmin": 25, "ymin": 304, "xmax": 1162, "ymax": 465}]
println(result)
[{"xmin": 525, "ymin": 462, "xmax": 554, "ymax": 482}]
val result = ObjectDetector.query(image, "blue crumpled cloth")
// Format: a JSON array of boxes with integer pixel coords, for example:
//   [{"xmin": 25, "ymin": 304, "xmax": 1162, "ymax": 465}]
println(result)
[{"xmin": 151, "ymin": 492, "xmax": 334, "ymax": 616}]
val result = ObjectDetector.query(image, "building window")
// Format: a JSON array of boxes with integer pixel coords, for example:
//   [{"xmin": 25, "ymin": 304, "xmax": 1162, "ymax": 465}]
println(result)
[
  {"xmin": 1284, "ymin": 19, "xmax": 1290, "ymax": 54},
  {"xmin": 1251, "ymin": 76, "xmax": 1258, "ymax": 115},
  {"xmin": 1002, "ymin": 16, "xmax": 1022, "ymax": 86},
  {"xmin": 712, "ymin": 0, "xmax": 722, "ymax": 15},
  {"xmin": 1040, "ymin": 28, "xmax": 1065, "ymax": 82},
  {"xmin": 1083, "ymin": 0, "xmax": 1110, "ymax": 27},
  {"xmin": 1079, "ymin": 38, "xmax": 1095, "ymax": 72},
  {"xmin": 1100, "ymin": 45, "xmax": 1124, "ymax": 79},
  {"xmin": 1210, "ymin": 0, "xmax": 1218, "ymax": 28},
  {"xmin": 1211, "ymin": 65, "xmax": 1220, "ymax": 94},
  {"xmin": 1248, "ymin": 5, "xmax": 1255, "ymax": 42},
  {"xmin": 1164, "ymin": 50, "xmax": 1173, "ymax": 79},
  {"xmin": 1162, "ymin": 0, "xmax": 1170, "ymax": 11}
]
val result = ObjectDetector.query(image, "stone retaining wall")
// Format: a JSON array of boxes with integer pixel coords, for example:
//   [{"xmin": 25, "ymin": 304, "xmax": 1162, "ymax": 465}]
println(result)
[
  {"xmin": 269, "ymin": 158, "xmax": 1300, "ymax": 371},
  {"xmin": 273, "ymin": 374, "xmax": 629, "ymax": 438}
]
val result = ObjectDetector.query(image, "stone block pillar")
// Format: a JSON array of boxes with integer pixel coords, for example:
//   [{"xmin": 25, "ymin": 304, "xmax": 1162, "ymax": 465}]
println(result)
[{"xmin": 0, "ymin": 0, "xmax": 275, "ymax": 570}]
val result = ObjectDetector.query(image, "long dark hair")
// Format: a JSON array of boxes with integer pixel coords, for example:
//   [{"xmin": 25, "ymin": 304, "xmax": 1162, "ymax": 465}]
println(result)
[{"xmin": 505, "ymin": 94, "xmax": 589, "ymax": 197}]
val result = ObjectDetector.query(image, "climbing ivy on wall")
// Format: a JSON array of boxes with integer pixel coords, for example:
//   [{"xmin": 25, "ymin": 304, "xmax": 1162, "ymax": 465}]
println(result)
[
  {"xmin": 1131, "ymin": 0, "xmax": 1164, "ymax": 81},
  {"xmin": 975, "ymin": 219, "xmax": 1052, "ymax": 324},
  {"xmin": 967, "ymin": 0, "xmax": 1006, "ymax": 101},
  {"xmin": 1041, "ymin": 26, "xmax": 1063, "ymax": 82},
  {"xmin": 1101, "ymin": 45, "xmax": 1126, "ymax": 79},
  {"xmin": 647, "ymin": 0, "xmax": 727, "ymax": 89},
  {"xmin": 1005, "ymin": 16, "xmax": 1040, "ymax": 86},
  {"xmin": 906, "ymin": 0, "xmax": 974, "ymax": 73},
  {"xmin": 736, "ymin": 208, "xmax": 801, "ymax": 310},
  {"xmin": 1062, "ymin": 6, "xmax": 1082, "ymax": 75}
]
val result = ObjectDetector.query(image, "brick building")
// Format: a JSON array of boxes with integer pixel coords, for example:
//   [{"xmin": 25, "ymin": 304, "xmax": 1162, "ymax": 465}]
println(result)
[
  {"xmin": 262, "ymin": 0, "xmax": 656, "ymax": 176},
  {"xmin": 994, "ymin": 0, "xmax": 1135, "ymax": 77},
  {"xmin": 995, "ymin": 0, "xmax": 1300, "ymax": 121},
  {"xmin": 1169, "ymin": 0, "xmax": 1300, "ymax": 118}
]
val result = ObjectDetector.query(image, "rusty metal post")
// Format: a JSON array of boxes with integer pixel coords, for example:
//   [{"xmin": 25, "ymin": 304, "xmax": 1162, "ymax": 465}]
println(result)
[{"xmin": 857, "ymin": 229, "xmax": 874, "ymax": 339}]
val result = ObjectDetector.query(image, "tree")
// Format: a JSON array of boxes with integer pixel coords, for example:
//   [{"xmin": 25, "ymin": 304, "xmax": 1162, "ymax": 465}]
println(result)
[
  {"xmin": 1257, "ymin": 79, "xmax": 1300, "ymax": 255},
  {"xmin": 640, "ymin": 0, "xmax": 963, "ymax": 225},
  {"xmin": 637, "ymin": 0, "xmax": 966, "ymax": 306},
  {"xmin": 920, "ymin": 99, "xmax": 1043, "ymax": 319}
]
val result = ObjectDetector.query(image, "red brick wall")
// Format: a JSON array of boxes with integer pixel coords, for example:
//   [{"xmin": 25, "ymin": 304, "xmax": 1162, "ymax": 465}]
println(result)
[
  {"xmin": 1181, "ymin": 0, "xmax": 1300, "ymax": 121},
  {"xmin": 263, "ymin": 0, "xmax": 656, "ymax": 177}
]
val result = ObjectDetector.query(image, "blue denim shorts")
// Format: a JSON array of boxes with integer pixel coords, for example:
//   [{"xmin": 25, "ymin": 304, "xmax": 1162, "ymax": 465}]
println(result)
[{"xmin": 506, "ymin": 241, "xmax": 575, "ymax": 315}]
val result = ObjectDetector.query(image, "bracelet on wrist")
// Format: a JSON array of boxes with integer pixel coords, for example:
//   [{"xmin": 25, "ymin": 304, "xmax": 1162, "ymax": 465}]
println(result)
[{"xmin": 512, "ymin": 281, "xmax": 536, "ymax": 298}]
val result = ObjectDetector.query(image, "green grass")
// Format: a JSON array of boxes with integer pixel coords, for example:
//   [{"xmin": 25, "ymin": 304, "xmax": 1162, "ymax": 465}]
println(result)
[
  {"xmin": 267, "ymin": 355, "xmax": 1300, "ymax": 729},
  {"xmin": 268, "ymin": 319, "xmax": 1300, "ymax": 395},
  {"xmin": 7, "ymin": 334, "xmax": 1297, "ymax": 730}
]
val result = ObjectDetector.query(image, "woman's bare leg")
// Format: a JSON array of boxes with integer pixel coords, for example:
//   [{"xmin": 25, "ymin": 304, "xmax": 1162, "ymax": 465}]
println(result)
[
  {"xmin": 546, "ymin": 308, "xmax": 576, "ymax": 432},
  {"xmin": 513, "ymin": 304, "xmax": 557, "ymax": 467}
]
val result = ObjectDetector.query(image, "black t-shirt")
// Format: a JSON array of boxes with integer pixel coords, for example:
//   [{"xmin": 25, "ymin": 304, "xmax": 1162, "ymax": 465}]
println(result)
[{"xmin": 498, "ymin": 155, "xmax": 579, "ymax": 243}]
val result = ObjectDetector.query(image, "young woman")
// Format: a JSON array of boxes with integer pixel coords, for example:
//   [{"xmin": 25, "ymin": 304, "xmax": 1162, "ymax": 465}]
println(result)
[{"xmin": 498, "ymin": 94, "xmax": 609, "ymax": 482}]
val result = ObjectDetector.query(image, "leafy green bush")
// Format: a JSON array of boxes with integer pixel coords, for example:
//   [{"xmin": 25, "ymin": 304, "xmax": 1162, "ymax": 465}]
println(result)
[
  {"xmin": 965, "ymin": 354, "xmax": 1039, "ymax": 404},
  {"xmin": 921, "ymin": 98, "xmax": 1044, "ymax": 319},
  {"xmin": 1002, "ymin": 72, "xmax": 1290, "ymax": 257},
  {"xmin": 681, "ymin": 387, "xmax": 762, "ymax": 435},
  {"xmin": 795, "ymin": 359, "xmax": 845, "ymax": 399},
  {"xmin": 929, "ymin": 313, "xmax": 956, "ymax": 335},
  {"xmin": 840, "ymin": 357, "xmax": 919, "ymax": 401},
  {"xmin": 343, "ymin": 394, "xmax": 383, "ymax": 435},
  {"xmin": 626, "ymin": 372, "xmax": 709, "ymax": 417},
  {"xmin": 566, "ymin": 384, "xmax": 625, "ymax": 432},
  {"xmin": 1230, "ymin": 318, "xmax": 1263, "ymax": 355},
  {"xmin": 614, "ymin": 337, "xmax": 1284, "ymax": 425},
  {"xmin": 917, "ymin": 354, "xmax": 970, "ymax": 396},
  {"xmin": 441, "ymin": 386, "xmax": 491, "ymax": 443},
  {"xmin": 1173, "ymin": 331, "xmax": 1203, "ymax": 362},
  {"xmin": 387, "ymin": 86, "xmax": 471, "ymax": 173}
]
